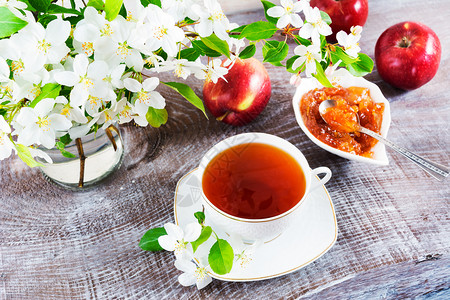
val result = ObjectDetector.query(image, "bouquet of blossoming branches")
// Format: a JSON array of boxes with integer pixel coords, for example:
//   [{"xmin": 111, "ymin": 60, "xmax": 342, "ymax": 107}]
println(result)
[{"xmin": 0, "ymin": 0, "xmax": 372, "ymax": 168}]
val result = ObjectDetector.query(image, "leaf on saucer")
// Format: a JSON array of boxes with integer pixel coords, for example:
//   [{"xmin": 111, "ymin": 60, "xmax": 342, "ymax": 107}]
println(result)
[
  {"xmin": 191, "ymin": 226, "xmax": 212, "ymax": 252},
  {"xmin": 208, "ymin": 239, "xmax": 234, "ymax": 275},
  {"xmin": 139, "ymin": 227, "xmax": 167, "ymax": 251},
  {"xmin": 194, "ymin": 211, "xmax": 205, "ymax": 224}
]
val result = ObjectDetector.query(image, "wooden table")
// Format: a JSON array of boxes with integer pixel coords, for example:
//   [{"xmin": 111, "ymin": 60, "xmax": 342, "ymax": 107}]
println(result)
[{"xmin": 1, "ymin": 0, "xmax": 449, "ymax": 298}]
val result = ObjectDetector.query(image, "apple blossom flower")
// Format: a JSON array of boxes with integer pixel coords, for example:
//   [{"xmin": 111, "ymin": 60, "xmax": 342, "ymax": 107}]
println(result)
[
  {"xmin": 0, "ymin": 115, "xmax": 15, "ymax": 160},
  {"xmin": 123, "ymin": 0, "xmax": 146, "ymax": 23},
  {"xmin": 137, "ymin": 5, "xmax": 185, "ymax": 57},
  {"xmin": 17, "ymin": 19, "xmax": 71, "ymax": 70},
  {"xmin": 115, "ymin": 98, "xmax": 148, "ymax": 126},
  {"xmin": 292, "ymin": 43, "xmax": 322, "ymax": 77},
  {"xmin": 162, "ymin": 0, "xmax": 199, "ymax": 22},
  {"xmin": 193, "ymin": 58, "xmax": 228, "ymax": 83},
  {"xmin": 73, "ymin": 7, "xmax": 114, "ymax": 46},
  {"xmin": 158, "ymin": 59, "xmax": 204, "ymax": 80},
  {"xmin": 15, "ymin": 98, "xmax": 72, "ymax": 149},
  {"xmin": 228, "ymin": 235, "xmax": 262, "ymax": 269},
  {"xmin": 174, "ymin": 259, "xmax": 212, "ymax": 290},
  {"xmin": 336, "ymin": 26, "xmax": 363, "ymax": 58},
  {"xmin": 157, "ymin": 222, "xmax": 202, "ymax": 259},
  {"xmin": 193, "ymin": 0, "xmax": 231, "ymax": 41},
  {"xmin": 54, "ymin": 96, "xmax": 88, "ymax": 124},
  {"xmin": 299, "ymin": 6, "xmax": 332, "ymax": 45},
  {"xmin": 94, "ymin": 16, "xmax": 144, "ymax": 72},
  {"xmin": 267, "ymin": 0, "xmax": 306, "ymax": 29},
  {"xmin": 123, "ymin": 77, "xmax": 166, "ymax": 120},
  {"xmin": 54, "ymin": 54, "xmax": 109, "ymax": 108}
]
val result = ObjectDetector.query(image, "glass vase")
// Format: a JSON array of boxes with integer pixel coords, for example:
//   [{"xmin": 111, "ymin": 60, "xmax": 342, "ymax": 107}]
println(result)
[{"xmin": 36, "ymin": 125, "xmax": 124, "ymax": 189}]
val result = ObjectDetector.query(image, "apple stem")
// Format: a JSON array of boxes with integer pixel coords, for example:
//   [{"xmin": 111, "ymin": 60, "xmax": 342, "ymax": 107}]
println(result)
[
  {"xmin": 399, "ymin": 37, "xmax": 411, "ymax": 48},
  {"xmin": 216, "ymin": 111, "xmax": 230, "ymax": 121}
]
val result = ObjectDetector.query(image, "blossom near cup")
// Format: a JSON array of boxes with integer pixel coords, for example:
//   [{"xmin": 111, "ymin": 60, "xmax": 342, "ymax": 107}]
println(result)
[{"xmin": 197, "ymin": 133, "xmax": 332, "ymax": 242}]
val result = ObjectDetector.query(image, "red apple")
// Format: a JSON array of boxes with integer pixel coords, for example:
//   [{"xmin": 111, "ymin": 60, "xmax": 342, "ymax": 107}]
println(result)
[
  {"xmin": 203, "ymin": 58, "xmax": 271, "ymax": 126},
  {"xmin": 310, "ymin": 0, "xmax": 368, "ymax": 41},
  {"xmin": 375, "ymin": 21, "xmax": 441, "ymax": 90}
]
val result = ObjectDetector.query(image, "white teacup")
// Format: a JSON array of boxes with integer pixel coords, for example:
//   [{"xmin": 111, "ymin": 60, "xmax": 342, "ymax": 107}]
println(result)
[{"xmin": 197, "ymin": 133, "xmax": 332, "ymax": 242}]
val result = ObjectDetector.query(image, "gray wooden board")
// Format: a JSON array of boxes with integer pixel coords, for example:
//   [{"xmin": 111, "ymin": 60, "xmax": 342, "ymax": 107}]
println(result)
[{"xmin": 1, "ymin": 0, "xmax": 449, "ymax": 298}]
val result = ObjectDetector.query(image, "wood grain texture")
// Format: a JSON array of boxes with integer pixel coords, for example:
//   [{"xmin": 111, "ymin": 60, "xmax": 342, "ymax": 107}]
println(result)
[{"xmin": 1, "ymin": 0, "xmax": 449, "ymax": 299}]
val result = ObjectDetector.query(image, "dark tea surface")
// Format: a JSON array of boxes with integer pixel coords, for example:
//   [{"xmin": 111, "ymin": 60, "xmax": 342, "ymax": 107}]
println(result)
[{"xmin": 202, "ymin": 143, "xmax": 306, "ymax": 219}]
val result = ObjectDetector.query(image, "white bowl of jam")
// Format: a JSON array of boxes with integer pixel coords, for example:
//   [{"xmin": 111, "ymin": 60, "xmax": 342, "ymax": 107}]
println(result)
[{"xmin": 292, "ymin": 69, "xmax": 391, "ymax": 165}]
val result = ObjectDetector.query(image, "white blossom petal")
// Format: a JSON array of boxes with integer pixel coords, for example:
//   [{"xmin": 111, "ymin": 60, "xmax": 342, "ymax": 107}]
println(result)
[
  {"xmin": 54, "ymin": 71, "xmax": 79, "ymax": 87},
  {"xmin": 157, "ymin": 235, "xmax": 177, "ymax": 252},
  {"xmin": 178, "ymin": 273, "xmax": 197, "ymax": 287},
  {"xmin": 123, "ymin": 78, "xmax": 141, "ymax": 93},
  {"xmin": 164, "ymin": 223, "xmax": 184, "ymax": 240},
  {"xmin": 267, "ymin": 6, "xmax": 284, "ymax": 18},
  {"xmin": 183, "ymin": 223, "xmax": 202, "ymax": 242},
  {"xmin": 34, "ymin": 98, "xmax": 55, "ymax": 118},
  {"xmin": 174, "ymin": 259, "xmax": 197, "ymax": 273},
  {"xmin": 142, "ymin": 77, "xmax": 159, "ymax": 91}
]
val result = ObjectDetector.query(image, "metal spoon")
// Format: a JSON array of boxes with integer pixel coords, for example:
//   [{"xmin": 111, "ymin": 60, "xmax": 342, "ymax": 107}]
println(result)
[{"xmin": 319, "ymin": 99, "xmax": 449, "ymax": 181}]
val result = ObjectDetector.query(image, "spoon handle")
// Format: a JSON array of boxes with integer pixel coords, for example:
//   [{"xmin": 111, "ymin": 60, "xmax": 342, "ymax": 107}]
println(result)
[{"xmin": 359, "ymin": 127, "xmax": 449, "ymax": 181}]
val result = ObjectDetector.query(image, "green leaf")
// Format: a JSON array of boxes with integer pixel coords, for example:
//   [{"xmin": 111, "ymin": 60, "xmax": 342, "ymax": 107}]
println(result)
[
  {"xmin": 330, "ymin": 46, "xmax": 358, "ymax": 66},
  {"xmin": 200, "ymin": 34, "xmax": 230, "ymax": 59},
  {"xmin": 229, "ymin": 24, "xmax": 246, "ymax": 33},
  {"xmin": 0, "ymin": 108, "xmax": 7, "ymax": 116},
  {"xmin": 261, "ymin": 0, "xmax": 277, "ymax": 25},
  {"xmin": 262, "ymin": 40, "xmax": 284, "ymax": 66},
  {"xmin": 191, "ymin": 40, "xmax": 221, "ymax": 57},
  {"xmin": 179, "ymin": 48, "xmax": 201, "ymax": 61},
  {"xmin": 30, "ymin": 83, "xmax": 61, "ymax": 108},
  {"xmin": 294, "ymin": 35, "xmax": 312, "ymax": 46},
  {"xmin": 140, "ymin": 0, "xmax": 161, "ymax": 7},
  {"xmin": 145, "ymin": 107, "xmax": 168, "ymax": 128},
  {"xmin": 320, "ymin": 11, "xmax": 332, "ymax": 25},
  {"xmin": 238, "ymin": 44, "xmax": 256, "ymax": 59},
  {"xmin": 194, "ymin": 211, "xmax": 205, "ymax": 224},
  {"xmin": 286, "ymin": 55, "xmax": 300, "ymax": 73},
  {"xmin": 87, "ymin": 0, "xmax": 105, "ymax": 10},
  {"xmin": 347, "ymin": 53, "xmax": 374, "ymax": 77},
  {"xmin": 47, "ymin": 4, "xmax": 82, "ymax": 15},
  {"xmin": 0, "ymin": 7, "xmax": 28, "ymax": 38},
  {"xmin": 28, "ymin": 0, "xmax": 51, "ymax": 12},
  {"xmin": 162, "ymin": 81, "xmax": 207, "ymax": 117},
  {"xmin": 104, "ymin": 0, "xmax": 123, "ymax": 21},
  {"xmin": 139, "ymin": 227, "xmax": 167, "ymax": 251},
  {"xmin": 55, "ymin": 141, "xmax": 76, "ymax": 158},
  {"xmin": 38, "ymin": 14, "xmax": 57, "ymax": 27},
  {"xmin": 238, "ymin": 21, "xmax": 278, "ymax": 41},
  {"xmin": 208, "ymin": 239, "xmax": 234, "ymax": 275},
  {"xmin": 263, "ymin": 41, "xmax": 288, "ymax": 63},
  {"xmin": 191, "ymin": 226, "xmax": 212, "ymax": 252},
  {"xmin": 15, "ymin": 144, "xmax": 44, "ymax": 168},
  {"xmin": 59, "ymin": 134, "xmax": 72, "ymax": 145},
  {"xmin": 312, "ymin": 60, "xmax": 333, "ymax": 88}
]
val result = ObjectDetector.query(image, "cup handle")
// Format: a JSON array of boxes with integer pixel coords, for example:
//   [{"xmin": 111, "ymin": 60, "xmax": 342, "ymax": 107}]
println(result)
[{"xmin": 310, "ymin": 167, "xmax": 332, "ymax": 190}]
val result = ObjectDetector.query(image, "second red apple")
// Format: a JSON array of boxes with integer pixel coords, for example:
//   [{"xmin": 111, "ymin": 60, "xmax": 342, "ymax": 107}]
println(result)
[
  {"xmin": 310, "ymin": 0, "xmax": 369, "ymax": 41},
  {"xmin": 202, "ymin": 58, "xmax": 271, "ymax": 126}
]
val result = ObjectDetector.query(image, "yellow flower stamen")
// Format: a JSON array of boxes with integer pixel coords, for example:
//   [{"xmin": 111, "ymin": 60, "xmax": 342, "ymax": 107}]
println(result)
[
  {"xmin": 100, "ymin": 24, "xmax": 113, "ymax": 37},
  {"xmin": 154, "ymin": 26, "xmax": 168, "ymax": 40},
  {"xmin": 117, "ymin": 42, "xmax": 130, "ymax": 59},
  {"xmin": 11, "ymin": 60, "xmax": 24, "ymax": 76},
  {"xmin": 37, "ymin": 39, "xmax": 51, "ymax": 53},
  {"xmin": 82, "ymin": 42, "xmax": 94, "ymax": 56},
  {"xmin": 36, "ymin": 116, "xmax": 50, "ymax": 131},
  {"xmin": 137, "ymin": 91, "xmax": 150, "ymax": 104}
]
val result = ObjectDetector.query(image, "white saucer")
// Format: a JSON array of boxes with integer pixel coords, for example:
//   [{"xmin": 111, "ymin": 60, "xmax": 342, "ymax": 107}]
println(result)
[{"xmin": 174, "ymin": 168, "xmax": 338, "ymax": 282}]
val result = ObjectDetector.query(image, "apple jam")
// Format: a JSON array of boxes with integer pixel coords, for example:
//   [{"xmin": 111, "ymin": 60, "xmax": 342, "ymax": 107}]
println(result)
[{"xmin": 300, "ymin": 86, "xmax": 385, "ymax": 157}]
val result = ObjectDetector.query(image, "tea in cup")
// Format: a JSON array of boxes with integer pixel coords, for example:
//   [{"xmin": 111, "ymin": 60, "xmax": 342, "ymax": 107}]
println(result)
[{"xmin": 197, "ymin": 133, "xmax": 331, "ymax": 242}]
